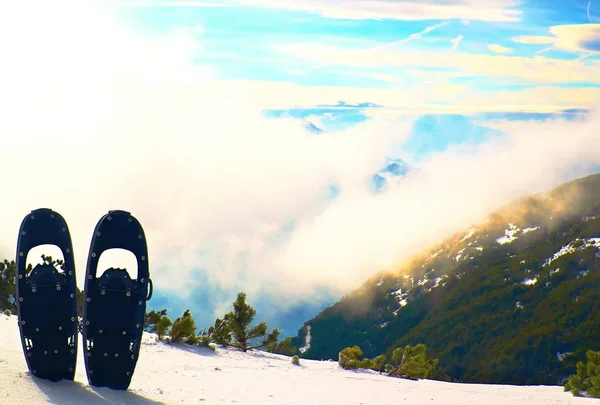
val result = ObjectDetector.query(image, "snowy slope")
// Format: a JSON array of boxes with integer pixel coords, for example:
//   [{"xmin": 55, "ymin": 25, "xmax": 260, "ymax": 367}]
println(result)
[{"xmin": 0, "ymin": 313, "xmax": 594, "ymax": 404}]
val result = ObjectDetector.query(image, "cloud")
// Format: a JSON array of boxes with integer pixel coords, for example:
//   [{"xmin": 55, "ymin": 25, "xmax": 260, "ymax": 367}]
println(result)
[
  {"xmin": 452, "ymin": 34, "xmax": 464, "ymax": 49},
  {"xmin": 117, "ymin": 0, "xmax": 523, "ymax": 22},
  {"xmin": 487, "ymin": 44, "xmax": 513, "ymax": 54},
  {"xmin": 2, "ymin": 0, "xmax": 600, "ymax": 325},
  {"xmin": 512, "ymin": 24, "xmax": 600, "ymax": 54},
  {"xmin": 273, "ymin": 42, "xmax": 600, "ymax": 86}
]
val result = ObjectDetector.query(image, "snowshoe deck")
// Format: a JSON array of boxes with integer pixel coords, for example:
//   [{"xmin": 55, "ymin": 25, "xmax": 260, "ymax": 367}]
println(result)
[
  {"xmin": 15, "ymin": 208, "xmax": 78, "ymax": 381},
  {"xmin": 82, "ymin": 210, "xmax": 153, "ymax": 390}
]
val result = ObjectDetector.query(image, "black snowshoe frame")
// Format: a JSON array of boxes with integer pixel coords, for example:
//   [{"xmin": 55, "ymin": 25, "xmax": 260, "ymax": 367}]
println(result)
[
  {"xmin": 82, "ymin": 210, "xmax": 153, "ymax": 390},
  {"xmin": 15, "ymin": 208, "xmax": 78, "ymax": 382}
]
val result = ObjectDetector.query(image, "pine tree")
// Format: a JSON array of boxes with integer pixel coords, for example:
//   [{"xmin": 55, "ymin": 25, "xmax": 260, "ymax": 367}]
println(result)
[
  {"xmin": 169, "ymin": 309, "xmax": 198, "ymax": 344},
  {"xmin": 221, "ymin": 292, "xmax": 279, "ymax": 352},
  {"xmin": 565, "ymin": 349, "xmax": 600, "ymax": 397},
  {"xmin": 387, "ymin": 344, "xmax": 438, "ymax": 380},
  {"xmin": 266, "ymin": 336, "xmax": 298, "ymax": 356}
]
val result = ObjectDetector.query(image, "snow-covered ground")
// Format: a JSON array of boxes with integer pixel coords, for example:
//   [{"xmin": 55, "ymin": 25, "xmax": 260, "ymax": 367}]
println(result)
[{"xmin": 0, "ymin": 313, "xmax": 595, "ymax": 404}]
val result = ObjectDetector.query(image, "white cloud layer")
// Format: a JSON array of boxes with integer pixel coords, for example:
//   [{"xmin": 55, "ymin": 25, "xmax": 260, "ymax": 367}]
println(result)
[{"xmin": 1, "ymin": 1, "xmax": 600, "ymax": 317}]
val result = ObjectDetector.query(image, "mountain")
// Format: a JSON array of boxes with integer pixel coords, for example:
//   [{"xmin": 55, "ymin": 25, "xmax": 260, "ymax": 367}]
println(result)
[
  {"xmin": 372, "ymin": 158, "xmax": 418, "ymax": 192},
  {"xmin": 292, "ymin": 173, "xmax": 600, "ymax": 386}
]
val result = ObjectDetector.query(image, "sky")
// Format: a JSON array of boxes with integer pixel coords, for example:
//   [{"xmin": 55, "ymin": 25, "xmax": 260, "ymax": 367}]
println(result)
[{"xmin": 1, "ymin": 0, "xmax": 600, "ymax": 335}]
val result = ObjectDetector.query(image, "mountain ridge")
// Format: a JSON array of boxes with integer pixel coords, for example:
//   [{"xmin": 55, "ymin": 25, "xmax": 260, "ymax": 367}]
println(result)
[{"xmin": 292, "ymin": 172, "xmax": 600, "ymax": 385}]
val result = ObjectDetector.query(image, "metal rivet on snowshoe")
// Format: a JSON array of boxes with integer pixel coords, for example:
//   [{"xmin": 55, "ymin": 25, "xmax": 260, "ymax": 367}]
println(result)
[
  {"xmin": 139, "ymin": 301, "xmax": 143, "ymax": 305},
  {"xmin": 90, "ymin": 370, "xmax": 94, "ymax": 374},
  {"xmin": 87, "ymin": 298, "xmax": 91, "ymax": 302},
  {"xmin": 86, "ymin": 321, "xmax": 90, "ymax": 325},
  {"xmin": 122, "ymin": 331, "xmax": 126, "ymax": 335},
  {"xmin": 141, "ymin": 278, "xmax": 145, "ymax": 282},
  {"xmin": 104, "ymin": 353, "xmax": 108, "ymax": 357},
  {"xmin": 19, "ymin": 297, "xmax": 23, "ymax": 302},
  {"xmin": 131, "ymin": 355, "xmax": 135, "ymax": 359},
  {"xmin": 66, "ymin": 248, "xmax": 70, "ymax": 253},
  {"xmin": 54, "ymin": 350, "xmax": 58, "ymax": 354},
  {"xmin": 21, "ymin": 321, "xmax": 25, "ymax": 325},
  {"xmin": 126, "ymin": 372, "xmax": 131, "ymax": 376},
  {"xmin": 96, "ymin": 231, "xmax": 101, "ymax": 236},
  {"xmin": 138, "ymin": 234, "xmax": 142, "ymax": 239},
  {"xmin": 18, "ymin": 274, "xmax": 22, "ymax": 279},
  {"xmin": 35, "ymin": 328, "xmax": 39, "ymax": 332},
  {"xmin": 115, "ymin": 353, "xmax": 119, "ymax": 357},
  {"xmin": 58, "ymin": 326, "xmax": 62, "ymax": 330},
  {"xmin": 128, "ymin": 218, "xmax": 132, "ymax": 222},
  {"xmin": 88, "ymin": 275, "xmax": 92, "ymax": 280},
  {"xmin": 108, "ymin": 216, "xmax": 112, "ymax": 220},
  {"xmin": 71, "ymin": 349, "xmax": 75, "ymax": 354},
  {"xmin": 30, "ymin": 215, "xmax": 35, "ymax": 220},
  {"xmin": 91, "ymin": 252, "xmax": 96, "ymax": 258},
  {"xmin": 56, "ymin": 285, "xmax": 61, "ymax": 291},
  {"xmin": 99, "ymin": 329, "xmax": 103, "ymax": 333},
  {"xmin": 136, "ymin": 324, "xmax": 140, "ymax": 328},
  {"xmin": 68, "ymin": 271, "xmax": 72, "ymax": 275},
  {"xmin": 70, "ymin": 293, "xmax": 74, "ymax": 298},
  {"xmin": 21, "ymin": 231, "xmax": 26, "ymax": 235},
  {"xmin": 32, "ymin": 370, "xmax": 36, "ymax": 374},
  {"xmin": 69, "ymin": 367, "xmax": 73, "ymax": 372},
  {"xmin": 101, "ymin": 290, "xmax": 106, "ymax": 295},
  {"xmin": 87, "ymin": 352, "xmax": 91, "ymax": 357},
  {"xmin": 19, "ymin": 252, "xmax": 23, "ymax": 257},
  {"xmin": 62, "ymin": 227, "xmax": 66, "ymax": 232},
  {"xmin": 51, "ymin": 214, "xmax": 55, "ymax": 218},
  {"xmin": 44, "ymin": 351, "xmax": 47, "ymax": 355},
  {"xmin": 126, "ymin": 292, "xmax": 131, "ymax": 297},
  {"xmin": 27, "ymin": 352, "xmax": 31, "ymax": 357},
  {"xmin": 71, "ymin": 317, "xmax": 75, "ymax": 321},
  {"xmin": 32, "ymin": 288, "xmax": 36, "ymax": 293}
]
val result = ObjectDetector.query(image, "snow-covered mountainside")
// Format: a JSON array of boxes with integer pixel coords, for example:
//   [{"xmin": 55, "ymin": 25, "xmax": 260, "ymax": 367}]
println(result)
[
  {"xmin": 0, "ymin": 313, "xmax": 593, "ymax": 404},
  {"xmin": 295, "ymin": 173, "xmax": 600, "ymax": 385}
]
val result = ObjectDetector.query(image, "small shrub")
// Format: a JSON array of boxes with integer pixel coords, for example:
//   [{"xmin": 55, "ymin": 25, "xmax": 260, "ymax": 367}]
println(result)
[
  {"xmin": 197, "ymin": 332, "xmax": 217, "ymax": 351},
  {"xmin": 267, "ymin": 336, "xmax": 298, "ymax": 356},
  {"xmin": 338, "ymin": 346, "xmax": 375, "ymax": 370},
  {"xmin": 169, "ymin": 309, "xmax": 198, "ymax": 344},
  {"xmin": 387, "ymin": 344, "xmax": 438, "ymax": 380},
  {"xmin": 292, "ymin": 355, "xmax": 300, "ymax": 366}
]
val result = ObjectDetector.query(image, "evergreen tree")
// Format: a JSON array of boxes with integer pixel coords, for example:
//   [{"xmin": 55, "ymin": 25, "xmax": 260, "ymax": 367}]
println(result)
[
  {"xmin": 218, "ymin": 292, "xmax": 280, "ymax": 352},
  {"xmin": 564, "ymin": 349, "xmax": 600, "ymax": 397},
  {"xmin": 170, "ymin": 309, "xmax": 198, "ymax": 344},
  {"xmin": 267, "ymin": 336, "xmax": 298, "ymax": 356},
  {"xmin": 387, "ymin": 344, "xmax": 438, "ymax": 380}
]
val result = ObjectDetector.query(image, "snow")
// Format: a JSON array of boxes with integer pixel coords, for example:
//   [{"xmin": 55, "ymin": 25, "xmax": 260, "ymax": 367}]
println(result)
[
  {"xmin": 0, "ymin": 313, "xmax": 595, "ymax": 404},
  {"xmin": 496, "ymin": 223, "xmax": 519, "ymax": 245},
  {"xmin": 455, "ymin": 248, "xmax": 466, "ymax": 262},
  {"xmin": 522, "ymin": 276, "xmax": 538, "ymax": 286},
  {"xmin": 299, "ymin": 325, "xmax": 311, "ymax": 354},
  {"xmin": 496, "ymin": 224, "xmax": 540, "ymax": 245},
  {"xmin": 460, "ymin": 229, "xmax": 476, "ymax": 242},
  {"xmin": 522, "ymin": 226, "xmax": 540, "ymax": 234},
  {"xmin": 543, "ymin": 238, "xmax": 600, "ymax": 267}
]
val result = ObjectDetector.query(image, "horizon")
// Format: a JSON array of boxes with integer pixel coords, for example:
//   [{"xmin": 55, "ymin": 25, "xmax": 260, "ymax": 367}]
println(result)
[{"xmin": 1, "ymin": 0, "xmax": 600, "ymax": 335}]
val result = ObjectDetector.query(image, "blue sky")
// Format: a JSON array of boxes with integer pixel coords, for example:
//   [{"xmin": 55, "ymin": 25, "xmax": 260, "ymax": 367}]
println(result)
[
  {"xmin": 107, "ymin": 0, "xmax": 600, "ymax": 163},
  {"xmin": 2, "ymin": 0, "xmax": 600, "ymax": 337}
]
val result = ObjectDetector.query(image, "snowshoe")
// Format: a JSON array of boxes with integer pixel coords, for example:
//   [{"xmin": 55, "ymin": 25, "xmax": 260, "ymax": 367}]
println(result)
[
  {"xmin": 15, "ymin": 208, "xmax": 78, "ymax": 381},
  {"xmin": 82, "ymin": 210, "xmax": 153, "ymax": 390}
]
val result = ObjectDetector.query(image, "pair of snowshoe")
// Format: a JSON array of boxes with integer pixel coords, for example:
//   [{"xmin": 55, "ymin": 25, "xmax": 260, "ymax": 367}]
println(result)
[{"xmin": 15, "ymin": 208, "xmax": 153, "ymax": 390}]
